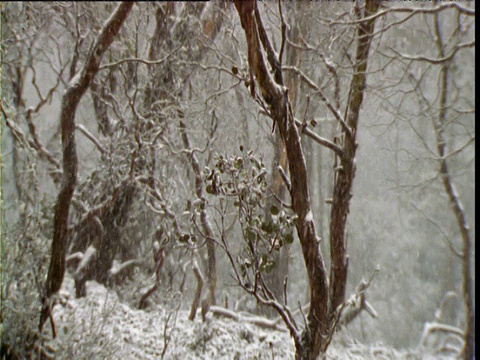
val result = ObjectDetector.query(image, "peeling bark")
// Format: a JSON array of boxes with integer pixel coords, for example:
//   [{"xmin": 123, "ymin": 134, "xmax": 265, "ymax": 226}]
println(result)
[
  {"xmin": 234, "ymin": 1, "xmax": 329, "ymax": 357},
  {"xmin": 234, "ymin": 1, "xmax": 380, "ymax": 358},
  {"xmin": 261, "ymin": 3, "xmax": 301, "ymax": 314}
]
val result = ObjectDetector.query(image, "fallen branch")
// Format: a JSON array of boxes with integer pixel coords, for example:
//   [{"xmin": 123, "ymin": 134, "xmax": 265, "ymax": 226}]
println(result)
[
  {"xmin": 66, "ymin": 252, "xmax": 84, "ymax": 266},
  {"xmin": 420, "ymin": 321, "xmax": 465, "ymax": 357},
  {"xmin": 338, "ymin": 276, "xmax": 378, "ymax": 328},
  {"xmin": 108, "ymin": 259, "xmax": 144, "ymax": 277},
  {"xmin": 421, "ymin": 322, "xmax": 465, "ymax": 345},
  {"xmin": 74, "ymin": 246, "xmax": 98, "ymax": 279},
  {"xmin": 209, "ymin": 305, "xmax": 287, "ymax": 332},
  {"xmin": 73, "ymin": 245, "xmax": 98, "ymax": 298}
]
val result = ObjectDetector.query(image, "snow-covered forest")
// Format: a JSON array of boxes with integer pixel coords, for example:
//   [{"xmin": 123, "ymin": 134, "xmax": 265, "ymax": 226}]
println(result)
[{"xmin": 1, "ymin": 2, "xmax": 475, "ymax": 359}]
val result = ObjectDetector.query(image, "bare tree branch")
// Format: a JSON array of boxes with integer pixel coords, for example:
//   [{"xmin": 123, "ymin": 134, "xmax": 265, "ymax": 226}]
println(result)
[
  {"xmin": 388, "ymin": 41, "xmax": 475, "ymax": 65},
  {"xmin": 283, "ymin": 65, "xmax": 352, "ymax": 140},
  {"xmin": 324, "ymin": 2, "xmax": 475, "ymax": 27},
  {"xmin": 431, "ymin": 9, "xmax": 474, "ymax": 357},
  {"xmin": 76, "ymin": 124, "xmax": 106, "ymax": 154},
  {"xmin": 408, "ymin": 201, "xmax": 463, "ymax": 259},
  {"xmin": 294, "ymin": 118, "xmax": 344, "ymax": 158}
]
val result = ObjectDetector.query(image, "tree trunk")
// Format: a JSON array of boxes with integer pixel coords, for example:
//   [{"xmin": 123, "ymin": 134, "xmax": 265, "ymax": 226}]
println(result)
[
  {"xmin": 260, "ymin": 133, "xmax": 289, "ymax": 317},
  {"xmin": 328, "ymin": 0, "xmax": 380, "ymax": 318},
  {"xmin": 432, "ymin": 8, "xmax": 474, "ymax": 358},
  {"xmin": 261, "ymin": 3, "xmax": 302, "ymax": 315},
  {"xmin": 234, "ymin": 1, "xmax": 329, "ymax": 357},
  {"xmin": 234, "ymin": 1, "xmax": 380, "ymax": 358},
  {"xmin": 39, "ymin": 1, "xmax": 133, "ymax": 332}
]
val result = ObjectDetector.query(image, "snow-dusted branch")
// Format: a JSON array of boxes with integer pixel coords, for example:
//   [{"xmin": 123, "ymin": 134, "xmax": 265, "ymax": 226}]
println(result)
[
  {"xmin": 294, "ymin": 118, "xmax": 344, "ymax": 158},
  {"xmin": 98, "ymin": 47, "xmax": 181, "ymax": 70},
  {"xmin": 283, "ymin": 65, "xmax": 352, "ymax": 140},
  {"xmin": 76, "ymin": 124, "xmax": 106, "ymax": 154},
  {"xmin": 388, "ymin": 41, "xmax": 475, "ymax": 65},
  {"xmin": 3, "ymin": 110, "xmax": 62, "ymax": 175},
  {"xmin": 210, "ymin": 305, "xmax": 287, "ymax": 332},
  {"xmin": 325, "ymin": 2, "xmax": 474, "ymax": 27}
]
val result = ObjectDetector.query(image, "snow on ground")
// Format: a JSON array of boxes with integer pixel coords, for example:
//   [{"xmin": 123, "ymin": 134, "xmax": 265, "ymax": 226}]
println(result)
[
  {"xmin": 43, "ymin": 275, "xmax": 435, "ymax": 359},
  {"xmin": 47, "ymin": 275, "xmax": 294, "ymax": 359}
]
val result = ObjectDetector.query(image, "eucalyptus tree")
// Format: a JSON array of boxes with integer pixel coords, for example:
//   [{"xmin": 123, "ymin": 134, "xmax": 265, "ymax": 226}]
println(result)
[{"xmin": 225, "ymin": 1, "xmax": 382, "ymax": 358}]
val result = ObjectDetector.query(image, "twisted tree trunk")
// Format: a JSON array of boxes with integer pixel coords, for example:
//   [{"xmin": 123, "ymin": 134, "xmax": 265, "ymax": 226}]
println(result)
[
  {"xmin": 234, "ymin": 1, "xmax": 329, "ymax": 357},
  {"xmin": 39, "ymin": 1, "xmax": 133, "ymax": 333},
  {"xmin": 233, "ymin": 1, "xmax": 380, "ymax": 358}
]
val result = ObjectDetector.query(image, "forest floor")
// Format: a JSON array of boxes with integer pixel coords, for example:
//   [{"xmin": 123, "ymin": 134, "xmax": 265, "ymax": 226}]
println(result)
[{"xmin": 42, "ymin": 275, "xmax": 451, "ymax": 360}]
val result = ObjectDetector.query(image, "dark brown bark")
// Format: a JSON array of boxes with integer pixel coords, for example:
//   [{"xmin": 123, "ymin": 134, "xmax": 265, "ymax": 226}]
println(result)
[
  {"xmin": 328, "ymin": 0, "xmax": 380, "ymax": 317},
  {"xmin": 234, "ymin": 1, "xmax": 380, "ymax": 358},
  {"xmin": 234, "ymin": 1, "xmax": 329, "ymax": 357},
  {"xmin": 39, "ymin": 2, "xmax": 133, "ymax": 332}
]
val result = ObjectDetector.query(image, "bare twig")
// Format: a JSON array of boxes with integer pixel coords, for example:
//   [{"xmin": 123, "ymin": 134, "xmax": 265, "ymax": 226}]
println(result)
[
  {"xmin": 76, "ymin": 124, "xmax": 106, "ymax": 153},
  {"xmin": 99, "ymin": 46, "xmax": 182, "ymax": 70},
  {"xmin": 298, "ymin": 300, "xmax": 308, "ymax": 328},
  {"xmin": 160, "ymin": 295, "xmax": 181, "ymax": 360},
  {"xmin": 283, "ymin": 66, "xmax": 352, "ymax": 140},
  {"xmin": 278, "ymin": 0, "xmax": 287, "ymax": 67},
  {"xmin": 408, "ymin": 201, "xmax": 462, "ymax": 258},
  {"xmin": 321, "ymin": 2, "xmax": 474, "ymax": 27},
  {"xmin": 3, "ymin": 110, "xmax": 62, "ymax": 173},
  {"xmin": 388, "ymin": 41, "xmax": 474, "ymax": 65},
  {"xmin": 277, "ymin": 165, "xmax": 291, "ymax": 193}
]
